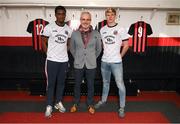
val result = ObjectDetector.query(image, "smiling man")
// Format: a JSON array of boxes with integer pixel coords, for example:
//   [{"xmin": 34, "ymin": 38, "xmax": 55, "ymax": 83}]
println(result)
[
  {"xmin": 42, "ymin": 6, "xmax": 72, "ymax": 118},
  {"xmin": 70, "ymin": 11, "xmax": 102, "ymax": 114},
  {"xmin": 95, "ymin": 8, "xmax": 129, "ymax": 118}
]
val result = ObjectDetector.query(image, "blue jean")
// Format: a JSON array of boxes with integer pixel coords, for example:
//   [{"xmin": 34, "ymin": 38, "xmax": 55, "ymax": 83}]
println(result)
[
  {"xmin": 101, "ymin": 61, "xmax": 126, "ymax": 108},
  {"xmin": 74, "ymin": 66, "xmax": 96, "ymax": 106}
]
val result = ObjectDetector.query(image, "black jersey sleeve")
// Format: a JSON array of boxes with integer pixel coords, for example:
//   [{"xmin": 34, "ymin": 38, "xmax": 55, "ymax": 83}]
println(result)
[
  {"xmin": 147, "ymin": 23, "xmax": 153, "ymax": 35},
  {"xmin": 26, "ymin": 21, "xmax": 33, "ymax": 33},
  {"xmin": 128, "ymin": 23, "xmax": 135, "ymax": 35}
]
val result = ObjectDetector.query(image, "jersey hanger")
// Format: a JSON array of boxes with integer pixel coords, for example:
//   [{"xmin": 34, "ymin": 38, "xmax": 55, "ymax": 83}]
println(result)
[{"xmin": 140, "ymin": 16, "xmax": 143, "ymax": 21}]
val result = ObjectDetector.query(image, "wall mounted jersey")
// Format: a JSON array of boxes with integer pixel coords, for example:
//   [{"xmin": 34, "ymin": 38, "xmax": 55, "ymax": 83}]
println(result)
[
  {"xmin": 95, "ymin": 20, "xmax": 107, "ymax": 32},
  {"xmin": 27, "ymin": 18, "xmax": 49, "ymax": 51},
  {"xmin": 128, "ymin": 21, "xmax": 153, "ymax": 53}
]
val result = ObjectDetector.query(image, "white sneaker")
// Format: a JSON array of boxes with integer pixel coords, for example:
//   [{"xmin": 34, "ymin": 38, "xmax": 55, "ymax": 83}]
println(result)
[
  {"xmin": 54, "ymin": 101, "xmax": 66, "ymax": 113},
  {"xmin": 118, "ymin": 107, "xmax": 125, "ymax": 118},
  {"xmin": 45, "ymin": 105, "xmax": 52, "ymax": 118},
  {"xmin": 94, "ymin": 101, "xmax": 106, "ymax": 109}
]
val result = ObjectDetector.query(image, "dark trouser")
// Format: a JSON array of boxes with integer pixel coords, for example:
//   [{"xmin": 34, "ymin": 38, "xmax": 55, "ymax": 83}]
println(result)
[
  {"xmin": 74, "ymin": 66, "xmax": 96, "ymax": 106},
  {"xmin": 46, "ymin": 60, "xmax": 68, "ymax": 106}
]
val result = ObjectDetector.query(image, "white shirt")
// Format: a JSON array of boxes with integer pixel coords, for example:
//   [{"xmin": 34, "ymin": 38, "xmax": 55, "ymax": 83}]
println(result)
[
  {"xmin": 43, "ymin": 22, "xmax": 72, "ymax": 62},
  {"xmin": 100, "ymin": 23, "xmax": 129, "ymax": 63}
]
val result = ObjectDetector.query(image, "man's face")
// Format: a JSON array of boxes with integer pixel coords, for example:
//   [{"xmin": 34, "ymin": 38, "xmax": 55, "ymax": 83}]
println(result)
[
  {"xmin": 106, "ymin": 12, "xmax": 116, "ymax": 24},
  {"xmin": 80, "ymin": 13, "xmax": 91, "ymax": 29},
  {"xmin": 55, "ymin": 9, "xmax": 66, "ymax": 23}
]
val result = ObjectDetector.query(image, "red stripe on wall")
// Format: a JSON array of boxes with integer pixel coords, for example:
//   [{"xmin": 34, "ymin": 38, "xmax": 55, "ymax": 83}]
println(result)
[
  {"xmin": 148, "ymin": 37, "xmax": 180, "ymax": 46},
  {"xmin": 0, "ymin": 37, "xmax": 179, "ymax": 47},
  {"xmin": 128, "ymin": 37, "xmax": 180, "ymax": 46},
  {"xmin": 0, "ymin": 37, "xmax": 32, "ymax": 46}
]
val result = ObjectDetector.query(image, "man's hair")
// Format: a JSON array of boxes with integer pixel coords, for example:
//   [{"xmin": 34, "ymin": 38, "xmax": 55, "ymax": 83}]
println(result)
[
  {"xmin": 105, "ymin": 8, "xmax": 116, "ymax": 15},
  {"xmin": 80, "ymin": 11, "xmax": 91, "ymax": 19},
  {"xmin": 55, "ymin": 6, "xmax": 66, "ymax": 14}
]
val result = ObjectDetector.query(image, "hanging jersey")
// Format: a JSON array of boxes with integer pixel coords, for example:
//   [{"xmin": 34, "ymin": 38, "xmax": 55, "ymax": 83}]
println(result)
[
  {"xmin": 95, "ymin": 20, "xmax": 107, "ymax": 32},
  {"xmin": 100, "ymin": 23, "xmax": 129, "ymax": 63},
  {"xmin": 27, "ymin": 18, "xmax": 49, "ymax": 51},
  {"xmin": 66, "ymin": 20, "xmax": 80, "ymax": 31},
  {"xmin": 43, "ymin": 22, "xmax": 72, "ymax": 62},
  {"xmin": 128, "ymin": 21, "xmax": 152, "ymax": 53}
]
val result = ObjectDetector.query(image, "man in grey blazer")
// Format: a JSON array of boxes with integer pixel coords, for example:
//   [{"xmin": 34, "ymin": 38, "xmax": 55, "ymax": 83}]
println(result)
[{"xmin": 70, "ymin": 11, "xmax": 102, "ymax": 114}]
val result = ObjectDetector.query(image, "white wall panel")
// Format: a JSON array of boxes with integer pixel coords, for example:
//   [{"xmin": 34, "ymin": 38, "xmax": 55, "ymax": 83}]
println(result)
[
  {"xmin": 1, "ymin": 0, "xmax": 180, "ymax": 9},
  {"xmin": 0, "ymin": 7, "xmax": 179, "ymax": 37}
]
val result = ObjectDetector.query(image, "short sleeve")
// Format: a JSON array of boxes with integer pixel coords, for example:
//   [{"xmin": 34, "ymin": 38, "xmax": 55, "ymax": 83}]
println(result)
[
  {"xmin": 68, "ymin": 28, "xmax": 73, "ymax": 38},
  {"xmin": 120, "ymin": 28, "xmax": 129, "ymax": 41},
  {"xmin": 43, "ymin": 24, "xmax": 51, "ymax": 37}
]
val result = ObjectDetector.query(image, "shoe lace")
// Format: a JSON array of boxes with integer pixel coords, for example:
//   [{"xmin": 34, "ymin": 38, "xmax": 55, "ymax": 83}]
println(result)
[
  {"xmin": 119, "ymin": 108, "xmax": 124, "ymax": 113},
  {"xmin": 57, "ymin": 102, "xmax": 63, "ymax": 108}
]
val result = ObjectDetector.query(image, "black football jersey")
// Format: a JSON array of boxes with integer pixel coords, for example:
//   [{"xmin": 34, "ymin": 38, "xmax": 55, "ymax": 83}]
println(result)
[
  {"xmin": 27, "ymin": 18, "xmax": 49, "ymax": 51},
  {"xmin": 128, "ymin": 21, "xmax": 152, "ymax": 53}
]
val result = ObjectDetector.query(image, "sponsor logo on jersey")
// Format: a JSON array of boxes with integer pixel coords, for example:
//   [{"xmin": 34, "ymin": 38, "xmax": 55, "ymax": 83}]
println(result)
[
  {"xmin": 54, "ymin": 34, "xmax": 67, "ymax": 44},
  {"xmin": 104, "ymin": 35, "xmax": 115, "ymax": 44}
]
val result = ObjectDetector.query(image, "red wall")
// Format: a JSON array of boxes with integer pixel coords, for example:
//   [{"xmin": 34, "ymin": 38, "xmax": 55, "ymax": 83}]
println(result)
[{"xmin": 0, "ymin": 37, "xmax": 180, "ymax": 46}]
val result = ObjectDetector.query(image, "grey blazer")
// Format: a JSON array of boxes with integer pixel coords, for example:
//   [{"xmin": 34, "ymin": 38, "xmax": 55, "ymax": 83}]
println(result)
[{"xmin": 70, "ymin": 30, "xmax": 102, "ymax": 69}]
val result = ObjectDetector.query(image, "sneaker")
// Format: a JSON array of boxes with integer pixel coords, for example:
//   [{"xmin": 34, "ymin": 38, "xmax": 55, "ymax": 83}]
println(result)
[
  {"xmin": 54, "ymin": 102, "xmax": 66, "ymax": 113},
  {"xmin": 94, "ymin": 101, "xmax": 106, "ymax": 109},
  {"xmin": 45, "ymin": 105, "xmax": 52, "ymax": 118},
  {"xmin": 118, "ymin": 107, "xmax": 125, "ymax": 118},
  {"xmin": 70, "ymin": 104, "xmax": 77, "ymax": 113},
  {"xmin": 88, "ymin": 106, "xmax": 95, "ymax": 114}
]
